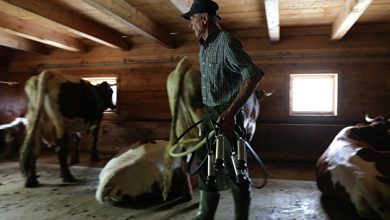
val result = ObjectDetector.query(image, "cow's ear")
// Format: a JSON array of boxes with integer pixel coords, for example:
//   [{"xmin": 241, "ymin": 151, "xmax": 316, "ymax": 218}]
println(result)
[
  {"xmin": 100, "ymin": 81, "xmax": 109, "ymax": 87},
  {"xmin": 98, "ymin": 81, "xmax": 110, "ymax": 90}
]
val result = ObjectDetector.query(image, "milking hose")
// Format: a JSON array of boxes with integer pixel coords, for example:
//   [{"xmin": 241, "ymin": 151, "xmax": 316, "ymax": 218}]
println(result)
[
  {"xmin": 168, "ymin": 120, "xmax": 216, "ymax": 157},
  {"xmin": 168, "ymin": 120, "xmax": 268, "ymax": 188}
]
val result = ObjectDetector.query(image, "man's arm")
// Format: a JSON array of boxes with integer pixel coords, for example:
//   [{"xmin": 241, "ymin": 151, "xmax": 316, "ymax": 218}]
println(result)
[
  {"xmin": 219, "ymin": 34, "xmax": 264, "ymax": 134},
  {"xmin": 218, "ymin": 74, "xmax": 262, "ymax": 134}
]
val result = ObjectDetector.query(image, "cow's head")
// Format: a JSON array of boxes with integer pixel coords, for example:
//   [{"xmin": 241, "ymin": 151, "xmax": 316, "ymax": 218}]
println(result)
[
  {"xmin": 350, "ymin": 115, "xmax": 390, "ymax": 151},
  {"xmin": 96, "ymin": 81, "xmax": 115, "ymax": 110}
]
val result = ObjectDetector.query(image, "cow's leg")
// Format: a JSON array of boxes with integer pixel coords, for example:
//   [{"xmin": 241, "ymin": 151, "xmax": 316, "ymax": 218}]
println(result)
[
  {"xmin": 56, "ymin": 134, "xmax": 75, "ymax": 182},
  {"xmin": 168, "ymin": 167, "xmax": 192, "ymax": 202},
  {"xmin": 25, "ymin": 157, "xmax": 39, "ymax": 187},
  {"xmin": 70, "ymin": 132, "xmax": 81, "ymax": 165},
  {"xmin": 90, "ymin": 127, "xmax": 100, "ymax": 162},
  {"xmin": 3, "ymin": 130, "xmax": 15, "ymax": 159}
]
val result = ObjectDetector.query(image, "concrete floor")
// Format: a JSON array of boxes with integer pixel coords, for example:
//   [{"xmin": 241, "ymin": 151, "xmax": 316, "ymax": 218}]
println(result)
[{"xmin": 0, "ymin": 152, "xmax": 368, "ymax": 220}]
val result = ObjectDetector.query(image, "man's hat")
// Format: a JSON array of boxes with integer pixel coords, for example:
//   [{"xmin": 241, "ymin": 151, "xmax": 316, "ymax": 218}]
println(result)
[{"xmin": 181, "ymin": 0, "xmax": 220, "ymax": 20}]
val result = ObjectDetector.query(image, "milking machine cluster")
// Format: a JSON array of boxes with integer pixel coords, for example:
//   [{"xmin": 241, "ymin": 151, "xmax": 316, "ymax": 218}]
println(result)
[
  {"xmin": 203, "ymin": 121, "xmax": 250, "ymax": 190},
  {"xmin": 169, "ymin": 119, "xmax": 267, "ymax": 189}
]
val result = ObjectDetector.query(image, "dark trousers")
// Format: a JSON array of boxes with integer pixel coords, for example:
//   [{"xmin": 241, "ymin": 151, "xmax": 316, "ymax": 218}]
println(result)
[{"xmin": 194, "ymin": 104, "xmax": 247, "ymax": 191}]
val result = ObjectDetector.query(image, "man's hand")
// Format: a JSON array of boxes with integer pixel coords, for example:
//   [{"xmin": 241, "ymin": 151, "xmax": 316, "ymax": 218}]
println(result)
[
  {"xmin": 217, "ymin": 108, "xmax": 236, "ymax": 135},
  {"xmin": 217, "ymin": 74, "xmax": 262, "ymax": 135}
]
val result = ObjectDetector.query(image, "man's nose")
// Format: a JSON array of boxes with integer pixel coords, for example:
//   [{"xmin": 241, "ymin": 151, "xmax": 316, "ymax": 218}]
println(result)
[{"xmin": 188, "ymin": 22, "xmax": 193, "ymax": 29}]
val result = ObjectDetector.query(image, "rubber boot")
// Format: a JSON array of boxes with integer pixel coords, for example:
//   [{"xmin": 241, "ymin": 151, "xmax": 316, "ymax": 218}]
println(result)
[
  {"xmin": 231, "ymin": 182, "xmax": 251, "ymax": 220},
  {"xmin": 193, "ymin": 190, "xmax": 220, "ymax": 220}
]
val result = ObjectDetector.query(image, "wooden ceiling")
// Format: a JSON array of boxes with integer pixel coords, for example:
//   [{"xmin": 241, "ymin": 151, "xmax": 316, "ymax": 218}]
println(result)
[{"xmin": 0, "ymin": 0, "xmax": 389, "ymax": 54}]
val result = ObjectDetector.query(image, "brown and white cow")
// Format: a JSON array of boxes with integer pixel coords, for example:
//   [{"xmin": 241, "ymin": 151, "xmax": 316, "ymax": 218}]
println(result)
[
  {"xmin": 243, "ymin": 89, "xmax": 272, "ymax": 141},
  {"xmin": 316, "ymin": 116, "xmax": 390, "ymax": 219},
  {"xmin": 95, "ymin": 57, "xmax": 271, "ymax": 204},
  {"xmin": 0, "ymin": 117, "xmax": 26, "ymax": 159},
  {"xmin": 162, "ymin": 57, "xmax": 271, "ymax": 200},
  {"xmin": 0, "ymin": 81, "xmax": 27, "ymax": 125},
  {"xmin": 95, "ymin": 57, "xmax": 202, "ymax": 204},
  {"xmin": 0, "ymin": 81, "xmax": 27, "ymax": 159},
  {"xmin": 96, "ymin": 140, "xmax": 191, "ymax": 204},
  {"xmin": 20, "ymin": 70, "xmax": 114, "ymax": 187}
]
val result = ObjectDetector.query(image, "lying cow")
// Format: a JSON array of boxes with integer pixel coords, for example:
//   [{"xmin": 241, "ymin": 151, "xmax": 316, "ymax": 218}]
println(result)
[
  {"xmin": 20, "ymin": 70, "xmax": 114, "ymax": 187},
  {"xmin": 96, "ymin": 140, "xmax": 191, "ymax": 204},
  {"xmin": 316, "ymin": 116, "xmax": 390, "ymax": 219}
]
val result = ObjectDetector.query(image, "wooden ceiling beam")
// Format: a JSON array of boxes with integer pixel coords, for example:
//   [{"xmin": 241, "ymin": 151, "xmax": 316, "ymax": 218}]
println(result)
[
  {"xmin": 0, "ymin": 0, "xmax": 130, "ymax": 50},
  {"xmin": 264, "ymin": 0, "xmax": 280, "ymax": 41},
  {"xmin": 0, "ymin": 12, "xmax": 87, "ymax": 52},
  {"xmin": 331, "ymin": 0, "xmax": 373, "ymax": 40},
  {"xmin": 170, "ymin": 0, "xmax": 192, "ymax": 13},
  {"xmin": 0, "ymin": 31, "xmax": 50, "ymax": 54},
  {"xmin": 82, "ymin": 0, "xmax": 176, "ymax": 48}
]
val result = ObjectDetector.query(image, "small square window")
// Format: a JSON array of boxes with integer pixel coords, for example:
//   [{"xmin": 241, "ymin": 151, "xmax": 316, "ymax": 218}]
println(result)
[
  {"xmin": 289, "ymin": 73, "xmax": 338, "ymax": 116},
  {"xmin": 83, "ymin": 77, "xmax": 117, "ymax": 111}
]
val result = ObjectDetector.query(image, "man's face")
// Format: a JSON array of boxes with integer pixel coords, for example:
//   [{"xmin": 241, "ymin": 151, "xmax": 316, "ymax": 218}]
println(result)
[{"xmin": 189, "ymin": 13, "xmax": 206, "ymax": 38}]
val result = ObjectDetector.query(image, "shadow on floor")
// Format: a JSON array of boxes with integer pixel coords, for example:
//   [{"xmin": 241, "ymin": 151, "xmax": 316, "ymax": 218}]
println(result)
[{"xmin": 320, "ymin": 195, "xmax": 381, "ymax": 220}]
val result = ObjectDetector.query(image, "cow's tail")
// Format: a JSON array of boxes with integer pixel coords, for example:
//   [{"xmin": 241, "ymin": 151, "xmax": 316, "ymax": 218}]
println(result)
[
  {"xmin": 20, "ymin": 71, "xmax": 51, "ymax": 176},
  {"xmin": 162, "ymin": 57, "xmax": 190, "ymax": 201}
]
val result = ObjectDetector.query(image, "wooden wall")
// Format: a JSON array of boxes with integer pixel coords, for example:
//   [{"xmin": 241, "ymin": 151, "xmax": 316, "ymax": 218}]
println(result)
[
  {"xmin": 3, "ymin": 24, "xmax": 390, "ymax": 161},
  {"xmin": 0, "ymin": 83, "xmax": 26, "ymax": 124},
  {"xmin": 0, "ymin": 47, "xmax": 11, "ymax": 75}
]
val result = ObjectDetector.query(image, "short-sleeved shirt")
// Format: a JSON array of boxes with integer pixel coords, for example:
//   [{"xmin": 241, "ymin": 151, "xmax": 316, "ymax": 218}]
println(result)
[{"xmin": 199, "ymin": 26, "xmax": 264, "ymax": 107}]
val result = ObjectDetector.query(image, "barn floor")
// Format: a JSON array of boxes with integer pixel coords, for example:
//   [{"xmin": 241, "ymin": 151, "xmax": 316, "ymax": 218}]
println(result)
[{"xmin": 0, "ymin": 152, "xmax": 367, "ymax": 220}]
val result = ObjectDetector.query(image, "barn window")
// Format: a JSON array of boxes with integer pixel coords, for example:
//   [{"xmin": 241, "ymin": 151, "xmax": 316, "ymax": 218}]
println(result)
[
  {"xmin": 289, "ymin": 73, "xmax": 338, "ymax": 116},
  {"xmin": 82, "ymin": 77, "xmax": 117, "ymax": 110}
]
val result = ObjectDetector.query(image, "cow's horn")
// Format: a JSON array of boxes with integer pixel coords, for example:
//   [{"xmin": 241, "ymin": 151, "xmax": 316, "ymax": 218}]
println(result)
[
  {"xmin": 365, "ymin": 114, "xmax": 375, "ymax": 122},
  {"xmin": 264, "ymin": 89, "xmax": 275, "ymax": 97}
]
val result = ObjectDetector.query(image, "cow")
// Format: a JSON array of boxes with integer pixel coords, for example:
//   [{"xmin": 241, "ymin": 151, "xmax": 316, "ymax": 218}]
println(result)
[
  {"xmin": 0, "ymin": 81, "xmax": 27, "ymax": 159},
  {"xmin": 95, "ymin": 57, "xmax": 201, "ymax": 204},
  {"xmin": 96, "ymin": 140, "xmax": 191, "ymax": 205},
  {"xmin": 162, "ymin": 57, "xmax": 271, "ymax": 200},
  {"xmin": 20, "ymin": 70, "xmax": 114, "ymax": 187},
  {"xmin": 94, "ymin": 57, "xmax": 270, "ymax": 204},
  {"xmin": 0, "ymin": 81, "xmax": 27, "ymax": 125},
  {"xmin": 0, "ymin": 81, "xmax": 98, "ymax": 163},
  {"xmin": 43, "ymin": 130, "xmax": 99, "ymax": 165},
  {"xmin": 243, "ymin": 89, "xmax": 272, "ymax": 141},
  {"xmin": 0, "ymin": 117, "xmax": 26, "ymax": 159},
  {"xmin": 316, "ymin": 115, "xmax": 390, "ymax": 219}
]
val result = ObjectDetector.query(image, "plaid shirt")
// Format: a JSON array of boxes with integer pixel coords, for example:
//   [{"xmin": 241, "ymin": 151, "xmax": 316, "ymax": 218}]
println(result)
[{"xmin": 199, "ymin": 26, "xmax": 264, "ymax": 106}]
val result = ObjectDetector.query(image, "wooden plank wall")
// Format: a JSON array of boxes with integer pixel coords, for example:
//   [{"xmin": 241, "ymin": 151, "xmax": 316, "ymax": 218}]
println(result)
[
  {"xmin": 0, "ymin": 83, "xmax": 26, "ymax": 124},
  {"xmin": 3, "ymin": 24, "xmax": 390, "ymax": 161},
  {"xmin": 0, "ymin": 47, "xmax": 11, "ymax": 75},
  {"xmin": 0, "ymin": 47, "xmax": 27, "ymax": 124}
]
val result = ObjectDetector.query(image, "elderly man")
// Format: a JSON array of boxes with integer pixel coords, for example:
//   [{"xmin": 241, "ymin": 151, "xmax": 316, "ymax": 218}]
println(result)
[{"xmin": 181, "ymin": 0, "xmax": 265, "ymax": 219}]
